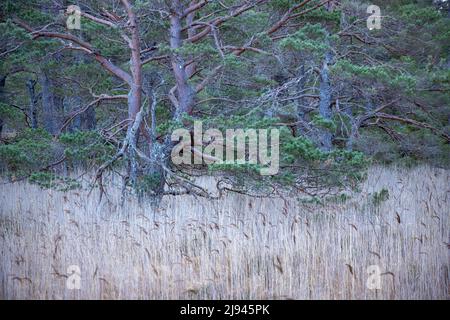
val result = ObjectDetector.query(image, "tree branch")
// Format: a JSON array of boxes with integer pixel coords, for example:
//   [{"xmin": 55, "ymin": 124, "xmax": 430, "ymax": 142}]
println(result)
[
  {"xmin": 13, "ymin": 17, "xmax": 133, "ymax": 85},
  {"xmin": 187, "ymin": 0, "xmax": 267, "ymax": 43},
  {"xmin": 182, "ymin": 0, "xmax": 210, "ymax": 18}
]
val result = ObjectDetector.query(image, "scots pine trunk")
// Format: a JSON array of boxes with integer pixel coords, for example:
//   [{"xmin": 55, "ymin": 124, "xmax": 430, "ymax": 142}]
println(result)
[
  {"xmin": 296, "ymin": 64, "xmax": 308, "ymax": 136},
  {"xmin": 26, "ymin": 79, "xmax": 38, "ymax": 129},
  {"xmin": 318, "ymin": 51, "xmax": 333, "ymax": 151},
  {"xmin": 39, "ymin": 71, "xmax": 63, "ymax": 135},
  {"xmin": 170, "ymin": 0, "xmax": 195, "ymax": 119},
  {"xmin": 0, "ymin": 75, "xmax": 5, "ymax": 137}
]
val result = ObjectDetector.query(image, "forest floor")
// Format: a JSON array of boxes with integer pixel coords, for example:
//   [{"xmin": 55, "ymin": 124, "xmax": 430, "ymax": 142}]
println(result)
[{"xmin": 0, "ymin": 165, "xmax": 449, "ymax": 299}]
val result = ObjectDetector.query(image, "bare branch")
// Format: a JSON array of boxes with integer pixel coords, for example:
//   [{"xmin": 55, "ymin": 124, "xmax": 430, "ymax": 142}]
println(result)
[
  {"xmin": 57, "ymin": 95, "xmax": 128, "ymax": 136},
  {"xmin": 13, "ymin": 17, "xmax": 133, "ymax": 85},
  {"xmin": 182, "ymin": 0, "xmax": 210, "ymax": 18},
  {"xmin": 80, "ymin": 11, "xmax": 119, "ymax": 28},
  {"xmin": 267, "ymin": 0, "xmax": 317, "ymax": 35},
  {"xmin": 187, "ymin": 0, "xmax": 267, "ymax": 43}
]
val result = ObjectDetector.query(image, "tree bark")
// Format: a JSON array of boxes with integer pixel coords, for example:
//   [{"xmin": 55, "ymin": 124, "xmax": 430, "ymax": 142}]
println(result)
[
  {"xmin": 39, "ymin": 71, "xmax": 63, "ymax": 135},
  {"xmin": 318, "ymin": 50, "xmax": 333, "ymax": 151},
  {"xmin": 82, "ymin": 103, "xmax": 96, "ymax": 130},
  {"xmin": 170, "ymin": 0, "xmax": 195, "ymax": 119},
  {"xmin": 26, "ymin": 79, "xmax": 38, "ymax": 129},
  {"xmin": 0, "ymin": 75, "xmax": 6, "ymax": 137},
  {"xmin": 75, "ymin": 25, "xmax": 96, "ymax": 131},
  {"xmin": 296, "ymin": 64, "xmax": 308, "ymax": 136}
]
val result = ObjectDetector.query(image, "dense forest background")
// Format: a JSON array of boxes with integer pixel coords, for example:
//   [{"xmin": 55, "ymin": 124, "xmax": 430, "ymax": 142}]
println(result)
[
  {"xmin": 1, "ymin": 0, "xmax": 450, "ymax": 300},
  {"xmin": 0, "ymin": 0, "xmax": 449, "ymax": 202}
]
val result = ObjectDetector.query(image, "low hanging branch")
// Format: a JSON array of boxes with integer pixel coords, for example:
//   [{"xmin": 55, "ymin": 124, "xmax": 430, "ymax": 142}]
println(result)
[
  {"xmin": 57, "ymin": 94, "xmax": 128, "ymax": 137},
  {"xmin": 372, "ymin": 113, "xmax": 450, "ymax": 143},
  {"xmin": 187, "ymin": 0, "xmax": 267, "ymax": 43},
  {"xmin": 267, "ymin": 0, "xmax": 329, "ymax": 35},
  {"xmin": 12, "ymin": 17, "xmax": 133, "ymax": 86},
  {"xmin": 352, "ymin": 99, "xmax": 450, "ymax": 143}
]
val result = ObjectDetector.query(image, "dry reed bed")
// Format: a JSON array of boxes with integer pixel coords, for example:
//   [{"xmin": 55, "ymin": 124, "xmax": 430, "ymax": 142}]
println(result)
[{"xmin": 0, "ymin": 166, "xmax": 449, "ymax": 299}]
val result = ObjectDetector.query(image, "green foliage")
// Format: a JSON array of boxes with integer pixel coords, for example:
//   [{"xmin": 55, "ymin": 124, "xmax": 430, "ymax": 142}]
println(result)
[
  {"xmin": 175, "ymin": 42, "xmax": 217, "ymax": 57},
  {"xmin": 279, "ymin": 24, "xmax": 329, "ymax": 58},
  {"xmin": 371, "ymin": 188, "xmax": 390, "ymax": 206},
  {"xmin": 398, "ymin": 4, "xmax": 443, "ymax": 24},
  {"xmin": 59, "ymin": 131, "xmax": 116, "ymax": 166},
  {"xmin": 252, "ymin": 75, "xmax": 277, "ymax": 86},
  {"xmin": 207, "ymin": 114, "xmax": 280, "ymax": 131},
  {"xmin": 157, "ymin": 118, "xmax": 184, "ymax": 136},
  {"xmin": 223, "ymin": 54, "xmax": 245, "ymax": 70},
  {"xmin": 333, "ymin": 60, "xmax": 390, "ymax": 81},
  {"xmin": 1, "ymin": 0, "xmax": 449, "ymax": 198},
  {"xmin": 312, "ymin": 114, "xmax": 337, "ymax": 131},
  {"xmin": 0, "ymin": 102, "xmax": 21, "ymax": 122},
  {"xmin": 0, "ymin": 129, "xmax": 53, "ymax": 176},
  {"xmin": 389, "ymin": 74, "xmax": 417, "ymax": 93},
  {"xmin": 28, "ymin": 172, "xmax": 81, "ymax": 191},
  {"xmin": 303, "ymin": 7, "xmax": 342, "ymax": 24},
  {"xmin": 269, "ymin": 0, "xmax": 297, "ymax": 10},
  {"xmin": 135, "ymin": 172, "xmax": 163, "ymax": 194},
  {"xmin": 327, "ymin": 149, "xmax": 368, "ymax": 180},
  {"xmin": 282, "ymin": 134, "xmax": 323, "ymax": 163},
  {"xmin": 227, "ymin": 10, "xmax": 269, "ymax": 35},
  {"xmin": 208, "ymin": 162, "xmax": 261, "ymax": 175}
]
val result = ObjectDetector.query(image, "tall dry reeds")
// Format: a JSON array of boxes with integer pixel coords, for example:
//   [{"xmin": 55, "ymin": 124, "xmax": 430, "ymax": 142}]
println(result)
[{"xmin": 0, "ymin": 165, "xmax": 448, "ymax": 299}]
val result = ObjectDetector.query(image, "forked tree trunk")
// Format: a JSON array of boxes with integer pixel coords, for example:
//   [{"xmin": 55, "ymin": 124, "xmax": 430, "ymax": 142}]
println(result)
[
  {"xmin": 170, "ymin": 0, "xmax": 195, "ymax": 119},
  {"xmin": 132, "ymin": 0, "xmax": 197, "ymax": 207}
]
